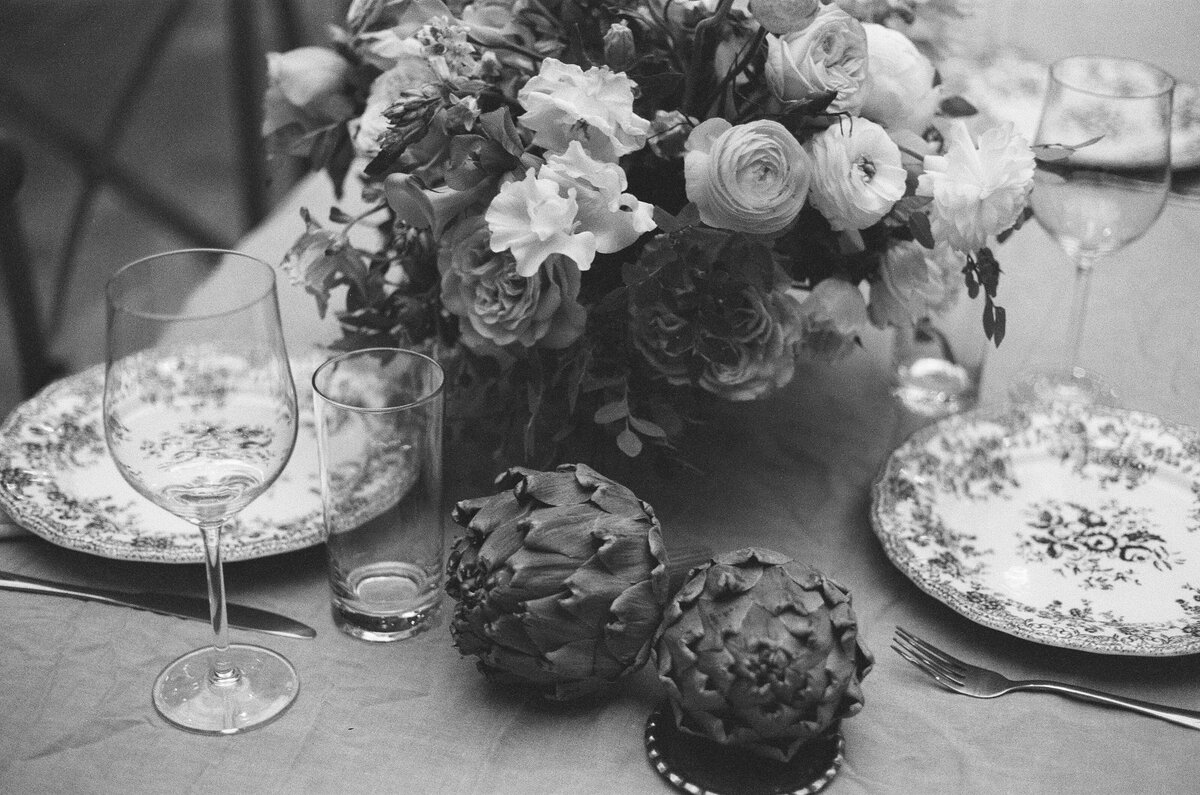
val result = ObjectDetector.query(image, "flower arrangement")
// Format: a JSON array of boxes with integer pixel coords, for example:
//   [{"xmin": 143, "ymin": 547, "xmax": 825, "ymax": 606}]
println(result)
[{"xmin": 263, "ymin": 0, "xmax": 1038, "ymax": 468}]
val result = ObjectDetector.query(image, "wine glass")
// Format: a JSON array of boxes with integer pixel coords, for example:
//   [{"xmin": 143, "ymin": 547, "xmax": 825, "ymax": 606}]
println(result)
[
  {"xmin": 1015, "ymin": 55, "xmax": 1174, "ymax": 405},
  {"xmin": 103, "ymin": 249, "xmax": 299, "ymax": 735}
]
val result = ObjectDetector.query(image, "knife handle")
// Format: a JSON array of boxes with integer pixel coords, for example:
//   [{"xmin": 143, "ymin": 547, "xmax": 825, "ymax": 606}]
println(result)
[{"xmin": 0, "ymin": 570, "xmax": 127, "ymax": 605}]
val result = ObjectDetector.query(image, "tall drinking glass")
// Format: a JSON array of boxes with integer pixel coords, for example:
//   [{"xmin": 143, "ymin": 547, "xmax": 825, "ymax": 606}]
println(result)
[
  {"xmin": 1016, "ymin": 55, "xmax": 1174, "ymax": 404},
  {"xmin": 104, "ymin": 249, "xmax": 299, "ymax": 734}
]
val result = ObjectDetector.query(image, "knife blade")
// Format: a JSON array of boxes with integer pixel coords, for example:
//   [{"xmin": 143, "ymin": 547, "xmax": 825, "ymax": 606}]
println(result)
[{"xmin": 0, "ymin": 570, "xmax": 316, "ymax": 639}]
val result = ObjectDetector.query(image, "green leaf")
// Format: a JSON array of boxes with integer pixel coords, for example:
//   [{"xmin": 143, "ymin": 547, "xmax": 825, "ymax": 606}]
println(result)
[
  {"xmin": 616, "ymin": 427, "xmax": 643, "ymax": 457},
  {"xmin": 939, "ymin": 95, "xmax": 978, "ymax": 117},
  {"xmin": 982, "ymin": 296, "xmax": 995, "ymax": 340},
  {"xmin": 628, "ymin": 416, "xmax": 667, "ymax": 439},
  {"xmin": 909, "ymin": 212, "xmax": 935, "ymax": 249},
  {"xmin": 992, "ymin": 304, "xmax": 1007, "ymax": 347},
  {"xmin": 594, "ymin": 400, "xmax": 629, "ymax": 424}
]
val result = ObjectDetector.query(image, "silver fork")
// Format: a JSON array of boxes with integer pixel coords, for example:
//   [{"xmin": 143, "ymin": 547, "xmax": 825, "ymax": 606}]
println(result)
[{"xmin": 892, "ymin": 626, "xmax": 1200, "ymax": 731}]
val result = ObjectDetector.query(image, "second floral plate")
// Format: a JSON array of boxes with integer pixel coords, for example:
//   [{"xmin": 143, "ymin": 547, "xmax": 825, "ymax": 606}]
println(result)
[{"xmin": 872, "ymin": 402, "xmax": 1200, "ymax": 655}]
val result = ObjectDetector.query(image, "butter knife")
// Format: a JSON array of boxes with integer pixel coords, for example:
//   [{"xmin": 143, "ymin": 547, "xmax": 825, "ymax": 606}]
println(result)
[{"xmin": 0, "ymin": 570, "xmax": 316, "ymax": 639}]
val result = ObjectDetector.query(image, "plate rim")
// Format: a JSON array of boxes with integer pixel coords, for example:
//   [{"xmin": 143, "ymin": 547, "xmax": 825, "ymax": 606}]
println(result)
[
  {"xmin": 0, "ymin": 361, "xmax": 325, "ymax": 564},
  {"xmin": 870, "ymin": 402, "xmax": 1200, "ymax": 657}
]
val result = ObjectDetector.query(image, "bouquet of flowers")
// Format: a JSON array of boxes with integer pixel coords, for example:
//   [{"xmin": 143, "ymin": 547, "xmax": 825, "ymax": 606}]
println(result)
[{"xmin": 263, "ymin": 0, "xmax": 1038, "ymax": 468}]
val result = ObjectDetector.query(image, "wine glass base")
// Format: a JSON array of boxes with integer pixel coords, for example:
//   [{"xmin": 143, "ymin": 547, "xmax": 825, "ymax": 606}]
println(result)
[
  {"xmin": 1008, "ymin": 367, "xmax": 1118, "ymax": 408},
  {"xmin": 153, "ymin": 643, "xmax": 299, "ymax": 735}
]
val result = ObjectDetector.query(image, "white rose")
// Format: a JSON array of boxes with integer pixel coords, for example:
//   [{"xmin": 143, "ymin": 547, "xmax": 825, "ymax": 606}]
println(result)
[
  {"xmin": 684, "ymin": 118, "xmax": 812, "ymax": 235},
  {"xmin": 517, "ymin": 58, "xmax": 651, "ymax": 162},
  {"xmin": 798, "ymin": 279, "xmax": 870, "ymax": 359},
  {"xmin": 764, "ymin": 4, "xmax": 868, "ymax": 114},
  {"xmin": 806, "ymin": 117, "xmax": 906, "ymax": 231},
  {"xmin": 868, "ymin": 241, "xmax": 962, "ymax": 327},
  {"xmin": 859, "ymin": 24, "xmax": 940, "ymax": 133},
  {"xmin": 353, "ymin": 56, "xmax": 438, "ymax": 158},
  {"xmin": 916, "ymin": 121, "xmax": 1036, "ymax": 253},
  {"xmin": 262, "ymin": 47, "xmax": 355, "ymax": 137}
]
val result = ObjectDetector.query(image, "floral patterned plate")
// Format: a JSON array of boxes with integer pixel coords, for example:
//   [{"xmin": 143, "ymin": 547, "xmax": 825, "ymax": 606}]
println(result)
[
  {"xmin": 0, "ymin": 357, "xmax": 328, "ymax": 564},
  {"xmin": 871, "ymin": 403, "xmax": 1200, "ymax": 655}
]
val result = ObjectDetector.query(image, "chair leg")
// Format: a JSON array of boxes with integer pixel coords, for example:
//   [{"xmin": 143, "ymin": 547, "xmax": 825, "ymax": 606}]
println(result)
[
  {"xmin": 227, "ymin": 0, "xmax": 271, "ymax": 229},
  {"xmin": 0, "ymin": 139, "xmax": 64, "ymax": 395}
]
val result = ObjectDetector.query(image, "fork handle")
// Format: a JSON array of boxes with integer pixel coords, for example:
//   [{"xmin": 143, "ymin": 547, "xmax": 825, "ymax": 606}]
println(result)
[{"xmin": 1019, "ymin": 680, "xmax": 1200, "ymax": 731}]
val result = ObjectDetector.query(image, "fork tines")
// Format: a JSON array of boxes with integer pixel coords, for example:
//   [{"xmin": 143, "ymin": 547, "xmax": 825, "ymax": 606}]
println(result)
[{"xmin": 892, "ymin": 626, "xmax": 967, "ymax": 690}]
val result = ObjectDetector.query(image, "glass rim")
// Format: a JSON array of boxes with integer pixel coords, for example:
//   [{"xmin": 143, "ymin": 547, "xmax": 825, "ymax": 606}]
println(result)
[
  {"xmin": 1049, "ymin": 55, "xmax": 1176, "ymax": 99},
  {"xmin": 106, "ymin": 248, "xmax": 277, "ymax": 322},
  {"xmin": 311, "ymin": 347, "xmax": 445, "ymax": 414}
]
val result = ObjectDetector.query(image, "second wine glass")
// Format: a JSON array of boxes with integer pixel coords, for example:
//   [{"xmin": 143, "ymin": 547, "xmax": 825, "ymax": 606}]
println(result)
[
  {"xmin": 1016, "ymin": 55, "xmax": 1175, "ymax": 405},
  {"xmin": 104, "ymin": 249, "xmax": 299, "ymax": 735}
]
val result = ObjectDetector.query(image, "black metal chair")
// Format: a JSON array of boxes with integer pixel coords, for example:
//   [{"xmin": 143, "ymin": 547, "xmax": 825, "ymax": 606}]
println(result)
[{"xmin": 0, "ymin": 0, "xmax": 307, "ymax": 397}]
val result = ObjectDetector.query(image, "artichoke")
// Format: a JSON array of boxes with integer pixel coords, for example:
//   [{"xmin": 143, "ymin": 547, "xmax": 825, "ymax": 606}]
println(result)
[
  {"xmin": 446, "ymin": 464, "xmax": 671, "ymax": 700},
  {"xmin": 653, "ymin": 548, "xmax": 873, "ymax": 762}
]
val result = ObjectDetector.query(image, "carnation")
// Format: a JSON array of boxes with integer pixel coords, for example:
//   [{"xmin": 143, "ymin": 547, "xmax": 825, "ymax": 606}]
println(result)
[
  {"xmin": 917, "ymin": 121, "xmax": 1036, "ymax": 253},
  {"xmin": 517, "ymin": 58, "xmax": 651, "ymax": 162},
  {"xmin": 684, "ymin": 118, "xmax": 812, "ymax": 235},
  {"xmin": 807, "ymin": 118, "xmax": 906, "ymax": 231},
  {"xmin": 764, "ymin": 4, "xmax": 869, "ymax": 115}
]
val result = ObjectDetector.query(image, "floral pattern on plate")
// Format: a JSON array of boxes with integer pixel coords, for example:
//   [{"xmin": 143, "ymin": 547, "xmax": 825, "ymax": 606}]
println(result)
[
  {"xmin": 871, "ymin": 403, "xmax": 1200, "ymax": 655},
  {"xmin": 0, "ymin": 356, "xmax": 329, "ymax": 563}
]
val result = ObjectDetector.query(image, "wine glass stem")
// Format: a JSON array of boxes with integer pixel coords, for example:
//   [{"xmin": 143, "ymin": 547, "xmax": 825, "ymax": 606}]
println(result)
[
  {"xmin": 1063, "ymin": 254, "xmax": 1098, "ymax": 374},
  {"xmin": 199, "ymin": 519, "xmax": 238, "ymax": 686}
]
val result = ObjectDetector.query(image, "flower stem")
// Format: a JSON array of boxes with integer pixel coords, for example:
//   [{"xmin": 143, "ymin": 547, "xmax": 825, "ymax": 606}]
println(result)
[{"xmin": 682, "ymin": 0, "xmax": 735, "ymax": 117}]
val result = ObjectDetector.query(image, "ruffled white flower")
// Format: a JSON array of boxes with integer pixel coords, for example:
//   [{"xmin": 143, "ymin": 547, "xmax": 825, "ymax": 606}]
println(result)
[
  {"xmin": 917, "ymin": 121, "xmax": 1036, "ymax": 253},
  {"xmin": 485, "ymin": 170, "xmax": 597, "ymax": 276},
  {"xmin": 684, "ymin": 118, "xmax": 811, "ymax": 235},
  {"xmin": 868, "ymin": 241, "xmax": 962, "ymax": 327},
  {"xmin": 764, "ymin": 5, "xmax": 868, "ymax": 114},
  {"xmin": 859, "ymin": 24, "xmax": 940, "ymax": 133},
  {"xmin": 541, "ymin": 142, "xmax": 657, "ymax": 254},
  {"xmin": 517, "ymin": 58, "xmax": 651, "ymax": 162},
  {"xmin": 807, "ymin": 118, "xmax": 906, "ymax": 231}
]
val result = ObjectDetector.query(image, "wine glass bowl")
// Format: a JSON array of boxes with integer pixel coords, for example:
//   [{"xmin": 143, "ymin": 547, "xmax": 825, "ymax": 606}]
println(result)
[
  {"xmin": 1015, "ymin": 55, "xmax": 1174, "ymax": 406},
  {"xmin": 104, "ymin": 249, "xmax": 300, "ymax": 735}
]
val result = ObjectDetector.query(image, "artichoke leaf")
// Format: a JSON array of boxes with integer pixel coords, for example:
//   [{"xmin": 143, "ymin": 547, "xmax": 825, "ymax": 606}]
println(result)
[
  {"xmin": 521, "ymin": 504, "xmax": 611, "ymax": 558},
  {"xmin": 505, "ymin": 548, "xmax": 589, "ymax": 598},
  {"xmin": 601, "ymin": 580, "xmax": 663, "ymax": 660}
]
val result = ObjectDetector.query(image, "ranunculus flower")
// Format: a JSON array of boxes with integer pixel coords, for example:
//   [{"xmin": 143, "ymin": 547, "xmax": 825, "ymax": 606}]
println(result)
[
  {"xmin": 917, "ymin": 121, "xmax": 1036, "ymax": 253},
  {"xmin": 859, "ymin": 24, "xmax": 940, "ymax": 133},
  {"xmin": 517, "ymin": 58, "xmax": 651, "ymax": 162},
  {"xmin": 798, "ymin": 278, "xmax": 869, "ymax": 359},
  {"xmin": 540, "ymin": 142, "xmax": 657, "ymax": 254},
  {"xmin": 807, "ymin": 117, "xmax": 906, "ymax": 231},
  {"xmin": 353, "ymin": 56, "xmax": 439, "ymax": 158},
  {"xmin": 485, "ymin": 170, "xmax": 597, "ymax": 276},
  {"xmin": 868, "ymin": 241, "xmax": 962, "ymax": 327},
  {"xmin": 764, "ymin": 5, "xmax": 868, "ymax": 114},
  {"xmin": 262, "ymin": 47, "xmax": 355, "ymax": 137},
  {"xmin": 749, "ymin": 0, "xmax": 822, "ymax": 35},
  {"xmin": 684, "ymin": 118, "xmax": 812, "ymax": 235},
  {"xmin": 439, "ymin": 216, "xmax": 586, "ymax": 349}
]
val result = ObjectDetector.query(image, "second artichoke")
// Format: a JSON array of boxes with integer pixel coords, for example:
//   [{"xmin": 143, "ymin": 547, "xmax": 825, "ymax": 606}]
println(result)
[{"xmin": 653, "ymin": 548, "xmax": 874, "ymax": 762}]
